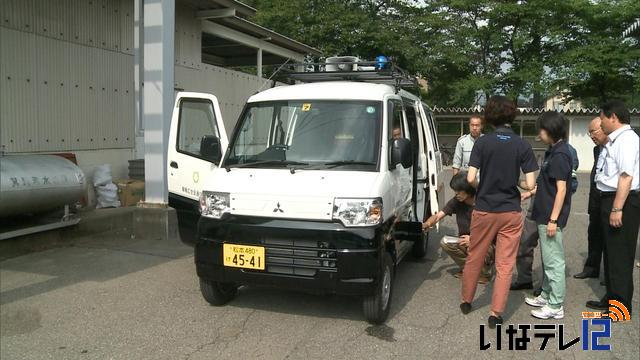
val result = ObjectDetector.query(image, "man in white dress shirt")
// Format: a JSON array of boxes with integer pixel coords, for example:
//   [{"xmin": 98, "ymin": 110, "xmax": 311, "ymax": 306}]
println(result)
[{"xmin": 585, "ymin": 100, "xmax": 640, "ymax": 319}]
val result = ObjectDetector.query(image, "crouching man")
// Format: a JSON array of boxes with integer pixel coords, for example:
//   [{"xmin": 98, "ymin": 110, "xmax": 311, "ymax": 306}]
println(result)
[{"xmin": 423, "ymin": 172, "xmax": 495, "ymax": 284}]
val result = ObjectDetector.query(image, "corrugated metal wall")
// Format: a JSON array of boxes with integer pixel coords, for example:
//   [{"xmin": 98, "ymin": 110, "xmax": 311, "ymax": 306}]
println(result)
[
  {"xmin": 175, "ymin": 4, "xmax": 201, "ymax": 71},
  {"xmin": 175, "ymin": 64, "xmax": 265, "ymax": 133},
  {"xmin": 0, "ymin": 0, "xmax": 135, "ymax": 153},
  {"xmin": 173, "ymin": 4, "xmax": 264, "ymax": 134},
  {"xmin": 0, "ymin": 0, "xmax": 134, "ymax": 53},
  {"xmin": 0, "ymin": 0, "xmax": 283, "ymax": 153}
]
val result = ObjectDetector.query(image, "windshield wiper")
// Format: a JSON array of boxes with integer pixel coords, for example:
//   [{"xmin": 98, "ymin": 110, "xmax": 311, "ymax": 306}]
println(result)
[
  {"xmin": 225, "ymin": 160, "xmax": 309, "ymax": 171},
  {"xmin": 323, "ymin": 160, "xmax": 377, "ymax": 168}
]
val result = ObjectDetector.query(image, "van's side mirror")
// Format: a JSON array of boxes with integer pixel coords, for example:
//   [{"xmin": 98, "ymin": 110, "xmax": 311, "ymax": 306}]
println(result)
[
  {"xmin": 390, "ymin": 138, "xmax": 413, "ymax": 169},
  {"xmin": 200, "ymin": 135, "xmax": 222, "ymax": 164}
]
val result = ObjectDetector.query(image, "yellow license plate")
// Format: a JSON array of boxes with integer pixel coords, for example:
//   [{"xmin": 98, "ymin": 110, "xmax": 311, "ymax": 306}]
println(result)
[{"xmin": 223, "ymin": 244, "xmax": 265, "ymax": 270}]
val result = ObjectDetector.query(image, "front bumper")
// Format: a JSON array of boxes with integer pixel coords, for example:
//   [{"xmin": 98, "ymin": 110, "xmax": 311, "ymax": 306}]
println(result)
[{"xmin": 195, "ymin": 216, "xmax": 388, "ymax": 296}]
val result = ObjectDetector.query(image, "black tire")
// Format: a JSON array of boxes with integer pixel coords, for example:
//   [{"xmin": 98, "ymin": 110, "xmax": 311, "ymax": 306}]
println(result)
[
  {"xmin": 412, "ymin": 231, "xmax": 429, "ymax": 258},
  {"xmin": 199, "ymin": 278, "xmax": 238, "ymax": 306},
  {"xmin": 362, "ymin": 252, "xmax": 394, "ymax": 324}
]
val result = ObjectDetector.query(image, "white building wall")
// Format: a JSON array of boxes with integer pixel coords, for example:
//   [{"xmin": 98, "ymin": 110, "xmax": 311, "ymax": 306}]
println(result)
[{"xmin": 568, "ymin": 117, "xmax": 595, "ymax": 172}]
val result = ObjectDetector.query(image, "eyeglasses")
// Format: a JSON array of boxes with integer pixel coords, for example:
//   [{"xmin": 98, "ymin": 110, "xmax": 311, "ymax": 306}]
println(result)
[{"xmin": 588, "ymin": 128, "xmax": 602, "ymax": 136}]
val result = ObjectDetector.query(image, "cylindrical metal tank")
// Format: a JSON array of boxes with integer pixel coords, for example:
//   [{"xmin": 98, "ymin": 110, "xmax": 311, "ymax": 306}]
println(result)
[{"xmin": 0, "ymin": 155, "xmax": 86, "ymax": 217}]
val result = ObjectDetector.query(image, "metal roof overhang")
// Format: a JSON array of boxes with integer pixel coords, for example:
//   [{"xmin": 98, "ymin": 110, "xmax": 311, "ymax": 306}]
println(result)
[
  {"xmin": 180, "ymin": 0, "xmax": 257, "ymax": 17},
  {"xmin": 189, "ymin": 0, "xmax": 320, "ymax": 67},
  {"xmin": 200, "ymin": 17, "xmax": 321, "ymax": 66}
]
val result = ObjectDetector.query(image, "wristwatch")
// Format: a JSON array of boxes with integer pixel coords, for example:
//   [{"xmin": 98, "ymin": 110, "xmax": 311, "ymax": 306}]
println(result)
[
  {"xmin": 611, "ymin": 207, "xmax": 623, "ymax": 213},
  {"xmin": 549, "ymin": 219, "xmax": 557, "ymax": 224}
]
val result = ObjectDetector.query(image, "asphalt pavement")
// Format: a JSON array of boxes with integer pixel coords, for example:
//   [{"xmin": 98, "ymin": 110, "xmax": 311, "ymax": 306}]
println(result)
[{"xmin": 1, "ymin": 172, "xmax": 638, "ymax": 359}]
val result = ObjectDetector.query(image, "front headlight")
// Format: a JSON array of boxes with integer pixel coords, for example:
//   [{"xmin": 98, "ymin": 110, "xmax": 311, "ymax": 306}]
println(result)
[
  {"xmin": 199, "ymin": 191, "xmax": 230, "ymax": 218},
  {"xmin": 332, "ymin": 198, "xmax": 383, "ymax": 227}
]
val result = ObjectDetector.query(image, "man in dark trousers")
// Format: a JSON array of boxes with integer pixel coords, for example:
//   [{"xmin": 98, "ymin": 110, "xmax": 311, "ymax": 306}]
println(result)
[
  {"xmin": 586, "ymin": 100, "xmax": 640, "ymax": 318},
  {"xmin": 574, "ymin": 117, "xmax": 608, "ymax": 279}
]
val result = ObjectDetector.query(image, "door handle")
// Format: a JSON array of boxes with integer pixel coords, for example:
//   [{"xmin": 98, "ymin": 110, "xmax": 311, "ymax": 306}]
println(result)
[{"xmin": 170, "ymin": 161, "xmax": 178, "ymax": 169}]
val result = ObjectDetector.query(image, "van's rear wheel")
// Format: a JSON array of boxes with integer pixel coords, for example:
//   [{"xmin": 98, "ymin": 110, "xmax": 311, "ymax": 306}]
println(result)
[
  {"xmin": 412, "ymin": 231, "xmax": 429, "ymax": 258},
  {"xmin": 362, "ymin": 253, "xmax": 394, "ymax": 324},
  {"xmin": 199, "ymin": 278, "xmax": 237, "ymax": 306}
]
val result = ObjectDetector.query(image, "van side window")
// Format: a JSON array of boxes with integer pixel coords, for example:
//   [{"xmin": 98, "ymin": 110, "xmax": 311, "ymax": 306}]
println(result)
[
  {"xmin": 404, "ymin": 103, "xmax": 420, "ymax": 161},
  {"xmin": 388, "ymin": 100, "xmax": 407, "ymax": 141},
  {"xmin": 178, "ymin": 99, "xmax": 220, "ymax": 157},
  {"xmin": 425, "ymin": 111, "xmax": 439, "ymax": 151}
]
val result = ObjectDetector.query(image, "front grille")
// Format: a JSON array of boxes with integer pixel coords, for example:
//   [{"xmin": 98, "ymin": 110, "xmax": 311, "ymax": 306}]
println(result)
[{"xmin": 263, "ymin": 237, "xmax": 337, "ymax": 277}]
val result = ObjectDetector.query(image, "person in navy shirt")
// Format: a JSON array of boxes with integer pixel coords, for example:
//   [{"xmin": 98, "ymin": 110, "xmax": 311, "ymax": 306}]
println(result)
[
  {"xmin": 522, "ymin": 111, "xmax": 573, "ymax": 319},
  {"xmin": 460, "ymin": 95, "xmax": 538, "ymax": 328}
]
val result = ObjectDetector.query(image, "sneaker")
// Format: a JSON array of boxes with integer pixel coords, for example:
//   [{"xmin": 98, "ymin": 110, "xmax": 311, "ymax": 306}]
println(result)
[
  {"xmin": 531, "ymin": 305, "xmax": 564, "ymax": 319},
  {"xmin": 478, "ymin": 275, "xmax": 490, "ymax": 284},
  {"xmin": 525, "ymin": 295, "xmax": 548, "ymax": 307}
]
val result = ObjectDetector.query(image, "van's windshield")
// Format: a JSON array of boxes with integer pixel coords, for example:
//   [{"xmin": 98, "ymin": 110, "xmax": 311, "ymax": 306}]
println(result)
[{"xmin": 224, "ymin": 100, "xmax": 382, "ymax": 170}]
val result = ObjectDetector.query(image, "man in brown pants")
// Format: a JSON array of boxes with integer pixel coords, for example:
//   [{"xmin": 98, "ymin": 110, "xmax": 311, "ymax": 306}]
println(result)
[
  {"xmin": 423, "ymin": 172, "xmax": 495, "ymax": 283},
  {"xmin": 460, "ymin": 96, "xmax": 538, "ymax": 328}
]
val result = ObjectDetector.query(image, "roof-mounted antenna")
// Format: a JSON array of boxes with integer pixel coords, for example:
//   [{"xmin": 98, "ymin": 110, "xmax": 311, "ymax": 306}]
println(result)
[{"xmin": 256, "ymin": 58, "xmax": 292, "ymax": 93}]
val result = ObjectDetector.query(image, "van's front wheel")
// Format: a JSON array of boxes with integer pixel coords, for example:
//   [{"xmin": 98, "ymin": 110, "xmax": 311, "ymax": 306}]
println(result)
[
  {"xmin": 362, "ymin": 253, "xmax": 394, "ymax": 324},
  {"xmin": 199, "ymin": 278, "xmax": 237, "ymax": 305}
]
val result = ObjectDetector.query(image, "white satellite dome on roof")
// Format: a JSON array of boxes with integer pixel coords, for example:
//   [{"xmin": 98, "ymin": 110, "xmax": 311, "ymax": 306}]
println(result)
[{"xmin": 325, "ymin": 56, "xmax": 361, "ymax": 72}]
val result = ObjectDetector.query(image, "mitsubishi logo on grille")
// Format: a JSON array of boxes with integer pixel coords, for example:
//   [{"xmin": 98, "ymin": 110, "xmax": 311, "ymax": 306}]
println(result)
[{"xmin": 273, "ymin": 202, "xmax": 284, "ymax": 213}]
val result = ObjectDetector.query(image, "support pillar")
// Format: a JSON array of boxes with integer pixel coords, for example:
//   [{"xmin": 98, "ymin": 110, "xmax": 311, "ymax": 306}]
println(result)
[{"xmin": 142, "ymin": 0, "xmax": 174, "ymax": 205}]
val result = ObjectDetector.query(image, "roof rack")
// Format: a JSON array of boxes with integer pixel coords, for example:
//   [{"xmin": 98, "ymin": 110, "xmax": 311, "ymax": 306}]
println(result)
[{"xmin": 274, "ymin": 60, "xmax": 418, "ymax": 92}]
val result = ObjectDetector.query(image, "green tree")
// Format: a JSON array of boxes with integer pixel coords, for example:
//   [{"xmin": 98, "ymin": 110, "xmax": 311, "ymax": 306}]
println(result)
[
  {"xmin": 416, "ymin": 1, "xmax": 503, "ymax": 106},
  {"xmin": 550, "ymin": 0, "xmax": 640, "ymax": 108},
  {"xmin": 248, "ymin": 0, "xmax": 427, "ymax": 72},
  {"xmin": 247, "ymin": 0, "xmax": 640, "ymax": 108}
]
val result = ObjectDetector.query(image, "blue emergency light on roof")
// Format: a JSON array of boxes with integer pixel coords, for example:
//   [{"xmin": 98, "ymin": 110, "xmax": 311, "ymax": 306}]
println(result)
[{"xmin": 375, "ymin": 55, "xmax": 388, "ymax": 70}]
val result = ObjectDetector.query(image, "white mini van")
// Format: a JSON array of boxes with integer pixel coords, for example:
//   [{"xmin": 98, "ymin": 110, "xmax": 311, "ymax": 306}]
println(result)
[{"xmin": 167, "ymin": 60, "xmax": 444, "ymax": 323}]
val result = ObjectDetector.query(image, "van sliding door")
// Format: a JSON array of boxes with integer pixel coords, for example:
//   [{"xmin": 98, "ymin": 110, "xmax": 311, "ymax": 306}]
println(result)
[
  {"xmin": 417, "ymin": 103, "xmax": 444, "ymax": 227},
  {"xmin": 404, "ymin": 102, "xmax": 427, "ymax": 222}
]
